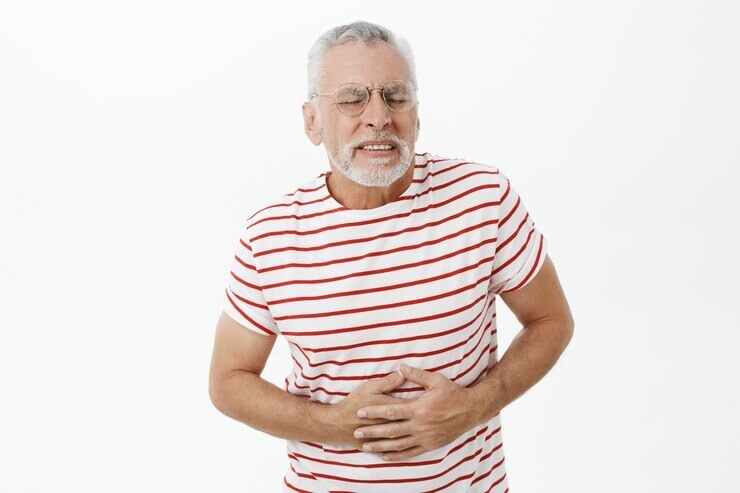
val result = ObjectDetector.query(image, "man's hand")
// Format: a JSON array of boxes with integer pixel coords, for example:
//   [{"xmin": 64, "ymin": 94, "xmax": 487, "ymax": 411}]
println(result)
[
  {"xmin": 332, "ymin": 370, "xmax": 412, "ymax": 450},
  {"xmin": 353, "ymin": 363, "xmax": 482, "ymax": 461}
]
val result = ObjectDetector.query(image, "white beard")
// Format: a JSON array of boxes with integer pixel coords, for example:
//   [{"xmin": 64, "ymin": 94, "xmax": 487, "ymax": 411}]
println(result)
[{"xmin": 326, "ymin": 136, "xmax": 413, "ymax": 188}]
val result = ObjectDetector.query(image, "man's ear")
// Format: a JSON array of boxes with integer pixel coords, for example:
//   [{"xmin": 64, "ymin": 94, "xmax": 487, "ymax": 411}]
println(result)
[{"xmin": 302, "ymin": 102, "xmax": 323, "ymax": 146}]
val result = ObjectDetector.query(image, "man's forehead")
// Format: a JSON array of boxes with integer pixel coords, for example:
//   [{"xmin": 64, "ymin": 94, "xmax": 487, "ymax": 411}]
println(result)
[{"xmin": 321, "ymin": 41, "xmax": 411, "ymax": 88}]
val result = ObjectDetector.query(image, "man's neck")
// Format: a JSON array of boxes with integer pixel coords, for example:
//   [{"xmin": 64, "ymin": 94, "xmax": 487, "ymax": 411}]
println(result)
[{"xmin": 326, "ymin": 162, "xmax": 415, "ymax": 210}]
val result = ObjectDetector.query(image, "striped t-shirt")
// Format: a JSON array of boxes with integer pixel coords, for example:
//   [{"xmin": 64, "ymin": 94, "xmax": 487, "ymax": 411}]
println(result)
[{"xmin": 223, "ymin": 152, "xmax": 547, "ymax": 492}]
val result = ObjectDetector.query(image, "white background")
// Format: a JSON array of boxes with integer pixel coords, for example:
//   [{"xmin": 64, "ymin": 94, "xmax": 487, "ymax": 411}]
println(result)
[{"xmin": 1, "ymin": 1, "xmax": 738, "ymax": 491}]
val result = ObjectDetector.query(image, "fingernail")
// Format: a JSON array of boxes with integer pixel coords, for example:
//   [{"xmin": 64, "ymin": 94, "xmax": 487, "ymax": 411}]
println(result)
[
  {"xmin": 400, "ymin": 363, "xmax": 410, "ymax": 372},
  {"xmin": 357, "ymin": 410, "xmax": 367, "ymax": 418},
  {"xmin": 354, "ymin": 430, "xmax": 364, "ymax": 438}
]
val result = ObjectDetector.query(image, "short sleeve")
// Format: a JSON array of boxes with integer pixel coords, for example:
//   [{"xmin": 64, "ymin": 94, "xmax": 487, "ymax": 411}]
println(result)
[
  {"xmin": 222, "ymin": 226, "xmax": 280, "ymax": 336},
  {"xmin": 490, "ymin": 171, "xmax": 548, "ymax": 294}
]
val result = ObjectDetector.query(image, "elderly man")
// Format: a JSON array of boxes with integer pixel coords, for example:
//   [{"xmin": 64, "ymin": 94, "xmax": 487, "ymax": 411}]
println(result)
[{"xmin": 209, "ymin": 20, "xmax": 574, "ymax": 493}]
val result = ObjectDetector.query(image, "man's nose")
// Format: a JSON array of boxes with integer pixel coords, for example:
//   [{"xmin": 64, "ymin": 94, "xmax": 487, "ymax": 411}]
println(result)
[{"xmin": 362, "ymin": 88, "xmax": 392, "ymax": 128}]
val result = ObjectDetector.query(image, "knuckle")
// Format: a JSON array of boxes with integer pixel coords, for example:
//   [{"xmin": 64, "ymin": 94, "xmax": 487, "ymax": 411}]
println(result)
[
  {"xmin": 388, "ymin": 425, "xmax": 397, "ymax": 438},
  {"xmin": 386, "ymin": 407, "xmax": 397, "ymax": 420}
]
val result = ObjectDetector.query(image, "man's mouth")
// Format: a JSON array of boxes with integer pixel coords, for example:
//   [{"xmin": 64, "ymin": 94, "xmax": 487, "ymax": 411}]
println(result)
[
  {"xmin": 359, "ymin": 144, "xmax": 394, "ymax": 150},
  {"xmin": 356, "ymin": 143, "xmax": 396, "ymax": 154}
]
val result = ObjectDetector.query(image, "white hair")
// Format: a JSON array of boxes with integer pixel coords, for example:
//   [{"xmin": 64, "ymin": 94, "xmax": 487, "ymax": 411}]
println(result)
[{"xmin": 306, "ymin": 21, "xmax": 417, "ymax": 102}]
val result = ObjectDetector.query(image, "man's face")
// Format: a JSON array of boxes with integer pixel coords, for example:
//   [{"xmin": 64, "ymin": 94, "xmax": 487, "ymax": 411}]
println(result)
[{"xmin": 304, "ymin": 41, "xmax": 420, "ymax": 188}]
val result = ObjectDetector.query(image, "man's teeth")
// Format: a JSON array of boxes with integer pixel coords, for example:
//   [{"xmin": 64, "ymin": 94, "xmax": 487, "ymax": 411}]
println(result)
[{"xmin": 360, "ymin": 144, "xmax": 393, "ymax": 150}]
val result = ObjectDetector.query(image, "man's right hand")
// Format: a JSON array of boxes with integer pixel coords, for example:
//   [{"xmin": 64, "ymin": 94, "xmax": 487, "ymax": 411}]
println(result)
[{"xmin": 331, "ymin": 370, "xmax": 412, "ymax": 450}]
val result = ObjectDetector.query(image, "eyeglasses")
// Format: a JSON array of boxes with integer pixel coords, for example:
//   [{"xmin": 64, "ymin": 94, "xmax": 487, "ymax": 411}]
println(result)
[{"xmin": 311, "ymin": 80, "xmax": 418, "ymax": 116}]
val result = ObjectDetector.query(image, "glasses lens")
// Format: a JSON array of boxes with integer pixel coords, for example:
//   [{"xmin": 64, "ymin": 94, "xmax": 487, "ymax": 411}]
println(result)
[
  {"xmin": 335, "ymin": 84, "xmax": 368, "ymax": 116},
  {"xmin": 383, "ymin": 81, "xmax": 416, "ymax": 112}
]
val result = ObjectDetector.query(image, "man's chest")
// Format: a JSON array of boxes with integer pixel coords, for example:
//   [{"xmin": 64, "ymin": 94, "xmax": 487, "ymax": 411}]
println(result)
[{"xmin": 253, "ymin": 206, "xmax": 500, "ymax": 352}]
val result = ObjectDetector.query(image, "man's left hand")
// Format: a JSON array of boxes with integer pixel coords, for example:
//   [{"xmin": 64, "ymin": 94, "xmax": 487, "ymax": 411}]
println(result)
[{"xmin": 353, "ymin": 363, "xmax": 482, "ymax": 461}]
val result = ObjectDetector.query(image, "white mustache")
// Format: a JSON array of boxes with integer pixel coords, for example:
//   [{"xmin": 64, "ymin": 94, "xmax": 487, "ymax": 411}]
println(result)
[{"xmin": 350, "ymin": 135, "xmax": 402, "ymax": 149}]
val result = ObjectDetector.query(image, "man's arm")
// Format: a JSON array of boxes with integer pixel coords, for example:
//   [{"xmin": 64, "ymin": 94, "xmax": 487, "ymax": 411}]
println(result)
[
  {"xmin": 208, "ymin": 311, "xmax": 406, "ymax": 448},
  {"xmin": 350, "ymin": 254, "xmax": 574, "ymax": 460},
  {"xmin": 467, "ymin": 253, "xmax": 575, "ymax": 424}
]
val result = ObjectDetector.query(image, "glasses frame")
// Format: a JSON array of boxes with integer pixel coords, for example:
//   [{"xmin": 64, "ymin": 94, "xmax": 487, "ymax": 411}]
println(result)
[{"xmin": 311, "ymin": 80, "xmax": 418, "ymax": 116}]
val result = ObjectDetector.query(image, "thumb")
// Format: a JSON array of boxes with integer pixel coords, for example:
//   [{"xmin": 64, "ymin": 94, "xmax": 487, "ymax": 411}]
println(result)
[{"xmin": 399, "ymin": 363, "xmax": 437, "ymax": 389}]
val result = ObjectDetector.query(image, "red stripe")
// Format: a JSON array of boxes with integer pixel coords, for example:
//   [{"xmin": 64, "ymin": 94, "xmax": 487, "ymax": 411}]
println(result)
[
  {"xmin": 256, "ymin": 198, "xmax": 497, "ymax": 260},
  {"xmin": 228, "ymin": 286, "xmax": 268, "ymax": 311},
  {"xmin": 259, "ymin": 219, "xmax": 498, "ymax": 274},
  {"xmin": 302, "ymin": 447, "xmax": 484, "ymax": 485},
  {"xmin": 234, "ymin": 254, "xmax": 257, "ymax": 271},
  {"xmin": 224, "ymin": 289, "xmax": 276, "ymax": 336},
  {"xmin": 287, "ymin": 462, "xmax": 359, "ymax": 493},
  {"xmin": 422, "ymin": 448, "xmax": 504, "ymax": 493},
  {"xmin": 492, "ymin": 228, "xmax": 535, "ymax": 276},
  {"xmin": 495, "ymin": 213, "xmax": 528, "ymax": 254},
  {"xmin": 250, "ymin": 195, "xmax": 336, "ymax": 225},
  {"xmin": 251, "ymin": 185, "xmax": 499, "ymax": 244},
  {"xmin": 275, "ymin": 274, "xmax": 492, "ymax": 321},
  {"xmin": 245, "ymin": 155, "xmax": 493, "ymax": 223},
  {"xmin": 465, "ymin": 362, "xmax": 496, "ymax": 390},
  {"xmin": 289, "ymin": 462, "xmax": 317, "ymax": 481},
  {"xmin": 504, "ymin": 232, "xmax": 544, "ymax": 292},
  {"xmin": 270, "ymin": 255, "xmax": 494, "ymax": 305},
  {"xmin": 246, "ymin": 181, "xmax": 334, "ymax": 223},
  {"xmin": 249, "ymin": 168, "xmax": 497, "ymax": 229},
  {"xmin": 449, "ymin": 337, "xmax": 490, "ymax": 383},
  {"xmin": 295, "ymin": 317, "xmax": 493, "ymax": 370},
  {"xmin": 287, "ymin": 335, "xmax": 491, "ymax": 396},
  {"xmin": 281, "ymin": 291, "xmax": 488, "ymax": 337},
  {"xmin": 263, "ymin": 236, "xmax": 496, "ymax": 289},
  {"xmin": 485, "ymin": 472, "xmax": 507, "ymax": 492},
  {"xmin": 292, "ymin": 450, "xmax": 441, "ymax": 469},
  {"xmin": 470, "ymin": 446, "xmax": 504, "ymax": 486},
  {"xmin": 298, "ymin": 440, "xmax": 362, "ymax": 455},
  {"xmin": 300, "ymin": 425, "xmax": 501, "ymax": 458},
  {"xmin": 252, "ymin": 202, "xmax": 363, "ymax": 228},
  {"xmin": 283, "ymin": 476, "xmax": 312, "ymax": 492},
  {"xmin": 498, "ymin": 194, "xmax": 520, "ymax": 229},
  {"xmin": 253, "ymin": 152, "xmax": 428, "ymax": 205},
  {"xmin": 290, "ymin": 319, "xmax": 492, "ymax": 383},
  {"xmin": 289, "ymin": 427, "xmax": 498, "ymax": 471},
  {"xmin": 238, "ymin": 238, "xmax": 252, "ymax": 251},
  {"xmin": 229, "ymin": 271, "xmax": 264, "ymax": 294},
  {"xmin": 301, "ymin": 299, "xmax": 496, "ymax": 353}
]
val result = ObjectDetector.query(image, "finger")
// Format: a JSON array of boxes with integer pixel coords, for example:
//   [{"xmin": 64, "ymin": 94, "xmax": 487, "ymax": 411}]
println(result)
[
  {"xmin": 354, "ymin": 419, "xmax": 411, "ymax": 440},
  {"xmin": 360, "ymin": 435, "xmax": 416, "ymax": 454},
  {"xmin": 380, "ymin": 445, "xmax": 427, "ymax": 462},
  {"xmin": 399, "ymin": 363, "xmax": 438, "ymax": 389},
  {"xmin": 363, "ymin": 370, "xmax": 405, "ymax": 394},
  {"xmin": 356, "ymin": 403, "xmax": 412, "ymax": 421}
]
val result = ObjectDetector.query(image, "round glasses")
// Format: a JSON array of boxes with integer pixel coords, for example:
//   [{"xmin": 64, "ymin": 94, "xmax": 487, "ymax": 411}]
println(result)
[{"xmin": 311, "ymin": 80, "xmax": 418, "ymax": 116}]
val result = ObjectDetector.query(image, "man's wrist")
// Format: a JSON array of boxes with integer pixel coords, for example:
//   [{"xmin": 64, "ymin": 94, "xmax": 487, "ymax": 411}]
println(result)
[
  {"xmin": 466, "ymin": 374, "xmax": 507, "ymax": 426},
  {"xmin": 307, "ymin": 399, "xmax": 343, "ymax": 446}
]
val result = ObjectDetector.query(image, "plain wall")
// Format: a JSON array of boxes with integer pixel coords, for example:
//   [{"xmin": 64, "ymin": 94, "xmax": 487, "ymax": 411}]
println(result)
[{"xmin": 1, "ymin": 1, "xmax": 738, "ymax": 491}]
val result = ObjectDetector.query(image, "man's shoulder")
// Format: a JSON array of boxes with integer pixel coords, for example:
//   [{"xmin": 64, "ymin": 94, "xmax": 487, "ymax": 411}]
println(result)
[
  {"xmin": 426, "ymin": 153, "xmax": 505, "ymax": 184},
  {"xmin": 247, "ymin": 172, "xmax": 328, "ymax": 233}
]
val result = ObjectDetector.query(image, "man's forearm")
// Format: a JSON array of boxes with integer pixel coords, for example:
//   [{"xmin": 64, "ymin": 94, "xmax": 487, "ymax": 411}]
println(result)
[
  {"xmin": 467, "ymin": 317, "xmax": 574, "ymax": 425},
  {"xmin": 210, "ymin": 370, "xmax": 339, "ymax": 445}
]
